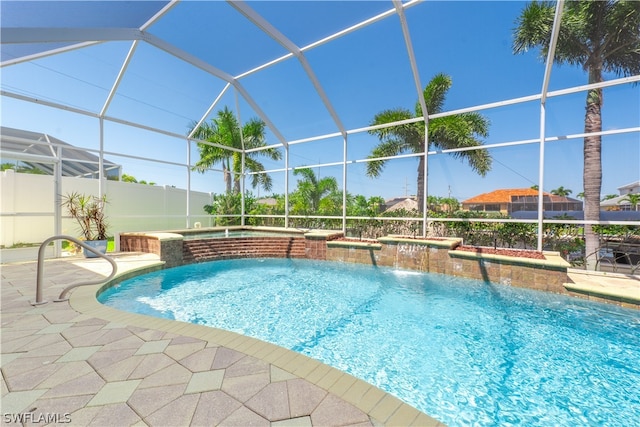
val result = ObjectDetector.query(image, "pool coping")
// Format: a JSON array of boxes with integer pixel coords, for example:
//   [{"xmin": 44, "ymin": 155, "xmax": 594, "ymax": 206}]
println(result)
[{"xmin": 69, "ymin": 262, "xmax": 442, "ymax": 426}]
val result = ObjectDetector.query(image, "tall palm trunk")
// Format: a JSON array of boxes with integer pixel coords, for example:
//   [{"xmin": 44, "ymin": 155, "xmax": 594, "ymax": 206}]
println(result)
[
  {"xmin": 583, "ymin": 67, "xmax": 603, "ymax": 270},
  {"xmin": 223, "ymin": 166, "xmax": 232, "ymax": 194},
  {"xmin": 417, "ymin": 156, "xmax": 425, "ymax": 213}
]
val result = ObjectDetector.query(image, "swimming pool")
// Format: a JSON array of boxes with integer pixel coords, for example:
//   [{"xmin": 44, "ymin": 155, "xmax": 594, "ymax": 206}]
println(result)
[{"xmin": 98, "ymin": 258, "xmax": 640, "ymax": 426}]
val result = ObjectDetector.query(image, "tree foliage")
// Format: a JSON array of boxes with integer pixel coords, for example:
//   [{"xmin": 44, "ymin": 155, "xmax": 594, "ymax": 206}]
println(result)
[
  {"xmin": 513, "ymin": 0, "xmax": 640, "ymax": 269},
  {"xmin": 367, "ymin": 73, "xmax": 492, "ymax": 213},
  {"xmin": 190, "ymin": 106, "xmax": 282, "ymax": 194}
]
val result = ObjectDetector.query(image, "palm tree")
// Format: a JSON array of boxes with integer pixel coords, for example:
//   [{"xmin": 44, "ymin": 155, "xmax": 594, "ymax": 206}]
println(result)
[
  {"xmin": 190, "ymin": 106, "xmax": 282, "ymax": 194},
  {"xmin": 290, "ymin": 168, "xmax": 339, "ymax": 214},
  {"xmin": 551, "ymin": 186, "xmax": 572, "ymax": 197},
  {"xmin": 620, "ymin": 193, "xmax": 640, "ymax": 211},
  {"xmin": 513, "ymin": 1, "xmax": 640, "ymax": 270},
  {"xmin": 367, "ymin": 73, "xmax": 491, "ymax": 213}
]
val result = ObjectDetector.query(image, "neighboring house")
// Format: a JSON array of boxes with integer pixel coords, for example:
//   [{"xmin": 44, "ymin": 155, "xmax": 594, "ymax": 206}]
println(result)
[
  {"xmin": 461, "ymin": 188, "xmax": 583, "ymax": 215},
  {"xmin": 600, "ymin": 181, "xmax": 640, "ymax": 211},
  {"xmin": 256, "ymin": 197, "xmax": 278, "ymax": 207},
  {"xmin": 0, "ymin": 126, "xmax": 121, "ymax": 179},
  {"xmin": 384, "ymin": 197, "xmax": 418, "ymax": 213}
]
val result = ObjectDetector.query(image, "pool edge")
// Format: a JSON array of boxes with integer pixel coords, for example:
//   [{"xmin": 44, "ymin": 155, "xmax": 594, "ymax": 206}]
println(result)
[{"xmin": 69, "ymin": 267, "xmax": 444, "ymax": 427}]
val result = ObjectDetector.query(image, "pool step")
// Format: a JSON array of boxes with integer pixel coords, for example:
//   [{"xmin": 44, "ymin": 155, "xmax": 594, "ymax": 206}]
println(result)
[{"xmin": 183, "ymin": 237, "xmax": 307, "ymax": 263}]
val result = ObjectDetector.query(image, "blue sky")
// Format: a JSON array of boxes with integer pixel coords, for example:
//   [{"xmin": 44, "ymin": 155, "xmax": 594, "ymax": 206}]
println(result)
[{"xmin": 1, "ymin": 0, "xmax": 638, "ymax": 202}]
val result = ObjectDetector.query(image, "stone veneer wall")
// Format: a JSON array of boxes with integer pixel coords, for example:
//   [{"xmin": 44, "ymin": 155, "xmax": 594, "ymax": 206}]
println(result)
[
  {"xmin": 120, "ymin": 233, "xmax": 184, "ymax": 268},
  {"xmin": 183, "ymin": 237, "xmax": 306, "ymax": 263},
  {"xmin": 120, "ymin": 230, "xmax": 570, "ymax": 296},
  {"xmin": 120, "ymin": 229, "xmax": 340, "ymax": 268},
  {"xmin": 325, "ymin": 236, "xmax": 571, "ymax": 295},
  {"xmin": 446, "ymin": 251, "xmax": 568, "ymax": 294}
]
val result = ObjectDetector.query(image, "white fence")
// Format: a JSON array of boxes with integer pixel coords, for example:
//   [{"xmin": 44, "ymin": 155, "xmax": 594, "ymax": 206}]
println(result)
[{"xmin": 0, "ymin": 169, "xmax": 214, "ymax": 248}]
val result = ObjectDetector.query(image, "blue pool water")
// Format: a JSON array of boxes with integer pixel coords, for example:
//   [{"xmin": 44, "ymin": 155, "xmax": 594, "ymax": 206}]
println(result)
[{"xmin": 98, "ymin": 258, "xmax": 640, "ymax": 426}]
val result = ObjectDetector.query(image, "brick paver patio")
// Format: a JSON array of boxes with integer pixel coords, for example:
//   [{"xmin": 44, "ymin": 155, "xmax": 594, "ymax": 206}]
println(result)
[{"xmin": 1, "ymin": 252, "xmax": 440, "ymax": 426}]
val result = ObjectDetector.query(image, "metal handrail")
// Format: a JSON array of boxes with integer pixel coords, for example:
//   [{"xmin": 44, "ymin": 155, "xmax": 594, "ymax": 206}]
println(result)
[
  {"xmin": 585, "ymin": 244, "xmax": 640, "ymax": 276},
  {"xmin": 33, "ymin": 235, "xmax": 118, "ymax": 305}
]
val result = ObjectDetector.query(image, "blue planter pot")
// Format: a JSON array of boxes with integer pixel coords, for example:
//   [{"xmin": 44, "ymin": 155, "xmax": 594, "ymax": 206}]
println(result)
[{"xmin": 83, "ymin": 240, "xmax": 108, "ymax": 258}]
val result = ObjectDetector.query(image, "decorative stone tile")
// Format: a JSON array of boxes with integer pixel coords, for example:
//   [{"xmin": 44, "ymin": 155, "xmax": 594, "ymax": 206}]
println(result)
[
  {"xmin": 128, "ymin": 383, "xmax": 186, "ymax": 418},
  {"xmin": 89, "ymin": 328, "xmax": 137, "ymax": 346},
  {"xmin": 3, "ymin": 362, "xmax": 63, "ymax": 391},
  {"xmin": 0, "ymin": 353, "xmax": 22, "ymax": 368},
  {"xmin": 69, "ymin": 316, "xmax": 108, "ymax": 326},
  {"xmin": 42, "ymin": 310, "xmax": 81, "ymax": 324},
  {"xmin": 99, "ymin": 335, "xmax": 146, "ymax": 352},
  {"xmin": 12, "ymin": 332, "xmax": 66, "ymax": 353},
  {"xmin": 134, "ymin": 339, "xmax": 171, "ymax": 355},
  {"xmin": 286, "ymin": 379, "xmax": 327, "ymax": 418},
  {"xmin": 271, "ymin": 416, "xmax": 312, "ymax": 427},
  {"xmin": 185, "ymin": 370, "xmax": 225, "ymax": 394},
  {"xmin": 24, "ymin": 339, "xmax": 73, "ymax": 358},
  {"xmin": 178, "ymin": 347, "xmax": 218, "ymax": 372},
  {"xmin": 270, "ymin": 365, "xmax": 297, "ymax": 382},
  {"xmin": 56, "ymin": 346, "xmax": 102, "ymax": 363},
  {"xmin": 87, "ymin": 348, "xmax": 138, "ymax": 371},
  {"xmin": 0, "ymin": 389, "xmax": 48, "ymax": 414},
  {"xmin": 128, "ymin": 353, "xmax": 175, "ymax": 379},
  {"xmin": 212, "ymin": 347, "xmax": 245, "ymax": 369},
  {"xmin": 38, "ymin": 361, "xmax": 94, "ymax": 389},
  {"xmin": 61, "ymin": 324, "xmax": 105, "ymax": 340},
  {"xmin": 28, "ymin": 394, "xmax": 93, "ymax": 422},
  {"xmin": 311, "ymin": 394, "xmax": 370, "ymax": 426},
  {"xmin": 221, "ymin": 372, "xmax": 270, "ymax": 403},
  {"xmin": 2, "ymin": 315, "xmax": 50, "ymax": 331},
  {"xmin": 1, "ymin": 355, "xmax": 55, "ymax": 377},
  {"xmin": 225, "ymin": 355, "xmax": 269, "ymax": 378},
  {"xmin": 132, "ymin": 328, "xmax": 167, "ymax": 342},
  {"xmin": 1, "ymin": 329, "xmax": 37, "ymax": 343},
  {"xmin": 87, "ymin": 379, "xmax": 142, "ymax": 406},
  {"xmin": 36, "ymin": 323, "xmax": 73, "ymax": 334},
  {"xmin": 191, "ymin": 390, "xmax": 242, "ymax": 426},
  {"xmin": 95, "ymin": 354, "xmax": 144, "ymax": 382},
  {"xmin": 219, "ymin": 405, "xmax": 270, "ymax": 427},
  {"xmin": 86, "ymin": 403, "xmax": 142, "ymax": 426},
  {"xmin": 41, "ymin": 371, "xmax": 105, "ymax": 399},
  {"xmin": 143, "ymin": 394, "xmax": 200, "ymax": 427},
  {"xmin": 169, "ymin": 335, "xmax": 204, "ymax": 345},
  {"xmin": 245, "ymin": 381, "xmax": 290, "ymax": 421},
  {"xmin": 137, "ymin": 363, "xmax": 192, "ymax": 389},
  {"xmin": 164, "ymin": 341, "xmax": 207, "ymax": 361}
]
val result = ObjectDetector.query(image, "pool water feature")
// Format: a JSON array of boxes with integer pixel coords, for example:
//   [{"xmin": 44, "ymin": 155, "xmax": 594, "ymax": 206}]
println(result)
[{"xmin": 98, "ymin": 258, "xmax": 640, "ymax": 427}]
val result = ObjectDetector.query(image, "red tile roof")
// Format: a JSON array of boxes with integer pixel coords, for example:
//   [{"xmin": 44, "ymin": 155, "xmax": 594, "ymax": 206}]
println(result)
[{"xmin": 462, "ymin": 188, "xmax": 549, "ymax": 204}]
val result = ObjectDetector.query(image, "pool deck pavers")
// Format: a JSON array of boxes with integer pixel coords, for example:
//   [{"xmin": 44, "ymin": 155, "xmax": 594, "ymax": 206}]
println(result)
[{"xmin": 1, "ymin": 252, "xmax": 443, "ymax": 426}]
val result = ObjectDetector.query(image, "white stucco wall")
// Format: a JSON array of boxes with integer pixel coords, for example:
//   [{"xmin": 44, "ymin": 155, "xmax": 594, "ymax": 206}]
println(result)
[{"xmin": 0, "ymin": 169, "xmax": 213, "ymax": 248}]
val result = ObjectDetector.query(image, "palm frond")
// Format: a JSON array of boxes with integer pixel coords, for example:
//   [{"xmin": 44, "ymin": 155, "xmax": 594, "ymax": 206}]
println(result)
[
  {"xmin": 365, "ymin": 139, "xmax": 410, "ymax": 178},
  {"xmin": 512, "ymin": 1, "xmax": 556, "ymax": 57},
  {"xmin": 429, "ymin": 114, "xmax": 492, "ymax": 176},
  {"xmin": 420, "ymin": 73, "xmax": 451, "ymax": 116}
]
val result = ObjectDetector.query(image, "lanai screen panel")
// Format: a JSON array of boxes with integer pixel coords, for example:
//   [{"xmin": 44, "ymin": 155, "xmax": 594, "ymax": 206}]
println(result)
[{"xmin": 1, "ymin": 1, "xmax": 639, "ymax": 228}]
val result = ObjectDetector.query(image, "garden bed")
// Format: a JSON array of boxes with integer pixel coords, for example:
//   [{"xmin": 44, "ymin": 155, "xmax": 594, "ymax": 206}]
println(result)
[{"xmin": 453, "ymin": 245, "xmax": 546, "ymax": 260}]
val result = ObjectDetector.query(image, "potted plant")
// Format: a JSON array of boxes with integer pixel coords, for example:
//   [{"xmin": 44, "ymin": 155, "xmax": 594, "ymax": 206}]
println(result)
[{"xmin": 61, "ymin": 192, "xmax": 109, "ymax": 257}]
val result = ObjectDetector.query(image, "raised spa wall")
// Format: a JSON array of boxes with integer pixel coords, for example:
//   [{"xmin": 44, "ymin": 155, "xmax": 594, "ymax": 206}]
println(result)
[{"xmin": 120, "ymin": 227, "xmax": 571, "ymax": 295}]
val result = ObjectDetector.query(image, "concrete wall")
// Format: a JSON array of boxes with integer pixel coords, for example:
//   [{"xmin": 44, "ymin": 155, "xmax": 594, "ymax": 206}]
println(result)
[{"xmin": 0, "ymin": 169, "xmax": 213, "ymax": 247}]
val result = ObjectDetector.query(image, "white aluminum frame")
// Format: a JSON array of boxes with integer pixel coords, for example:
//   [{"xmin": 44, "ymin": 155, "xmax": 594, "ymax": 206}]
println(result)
[{"xmin": 1, "ymin": 0, "xmax": 639, "ymax": 251}]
